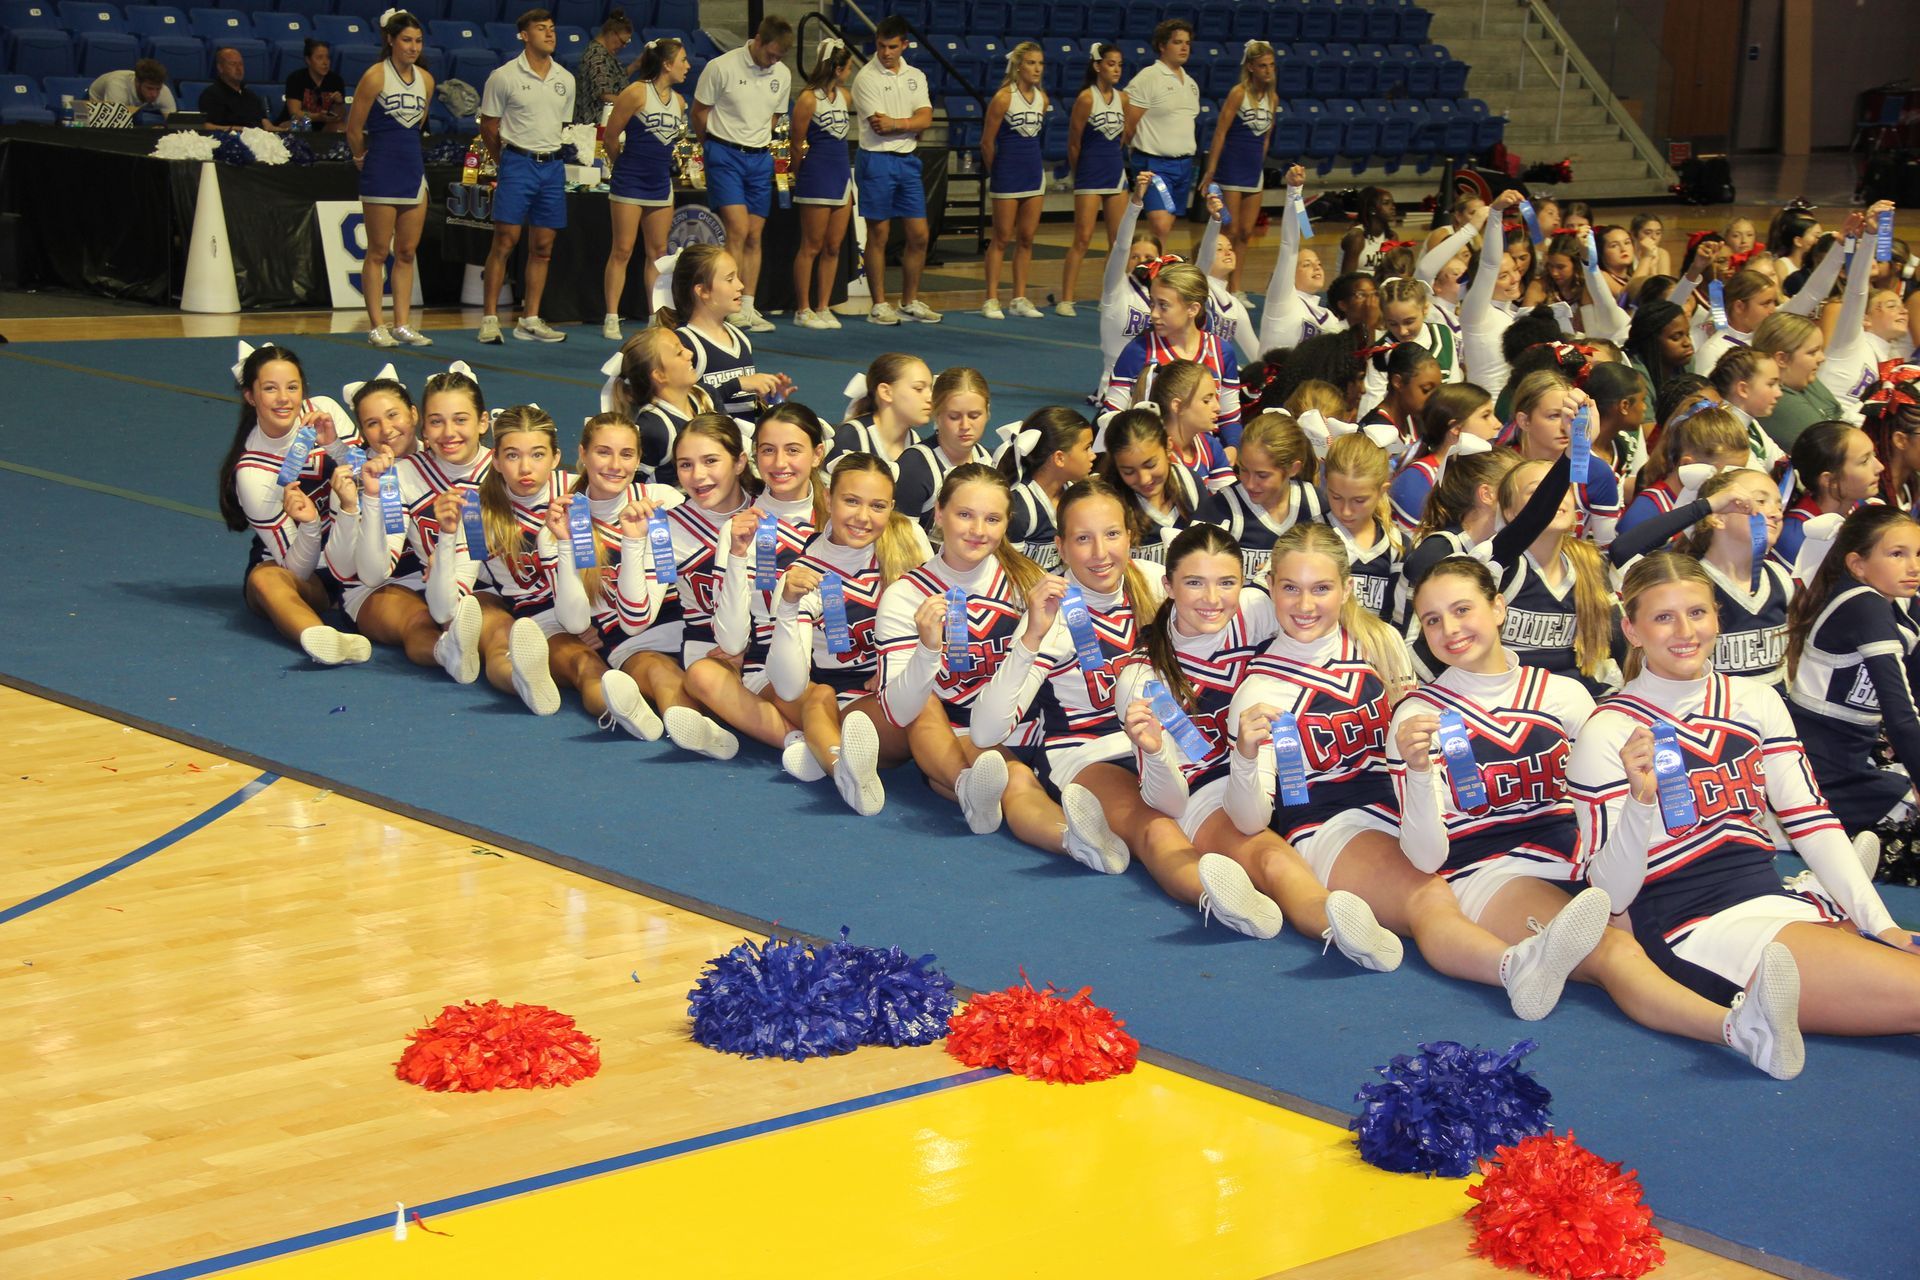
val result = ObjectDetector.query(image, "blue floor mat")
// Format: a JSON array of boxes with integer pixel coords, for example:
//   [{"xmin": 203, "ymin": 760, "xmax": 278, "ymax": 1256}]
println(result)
[{"xmin": 1, "ymin": 333, "xmax": 1914, "ymax": 1280}]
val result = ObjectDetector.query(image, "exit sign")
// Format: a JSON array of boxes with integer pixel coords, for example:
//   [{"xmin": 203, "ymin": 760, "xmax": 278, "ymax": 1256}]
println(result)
[{"xmin": 1668, "ymin": 141, "xmax": 1693, "ymax": 165}]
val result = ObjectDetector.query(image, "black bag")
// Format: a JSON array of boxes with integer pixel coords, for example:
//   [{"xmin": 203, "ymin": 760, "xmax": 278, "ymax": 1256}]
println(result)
[{"xmin": 1673, "ymin": 155, "xmax": 1735, "ymax": 205}]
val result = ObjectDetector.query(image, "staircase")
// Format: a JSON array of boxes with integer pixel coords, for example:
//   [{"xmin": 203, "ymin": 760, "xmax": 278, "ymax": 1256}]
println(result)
[{"xmin": 1420, "ymin": 0, "xmax": 1675, "ymax": 200}]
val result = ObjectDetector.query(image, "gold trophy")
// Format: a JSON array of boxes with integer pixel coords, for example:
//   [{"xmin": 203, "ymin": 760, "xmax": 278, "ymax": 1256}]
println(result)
[
  {"xmin": 673, "ymin": 133, "xmax": 704, "ymax": 190},
  {"xmin": 772, "ymin": 112, "xmax": 792, "ymax": 208}
]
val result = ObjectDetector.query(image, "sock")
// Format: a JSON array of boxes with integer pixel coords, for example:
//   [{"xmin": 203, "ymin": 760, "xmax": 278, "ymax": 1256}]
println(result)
[{"xmin": 742, "ymin": 294, "xmax": 755, "ymax": 311}]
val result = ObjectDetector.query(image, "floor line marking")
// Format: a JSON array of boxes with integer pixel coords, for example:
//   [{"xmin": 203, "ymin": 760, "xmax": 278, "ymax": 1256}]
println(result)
[
  {"xmin": 0, "ymin": 771, "xmax": 279, "ymax": 926},
  {"xmin": 0, "ymin": 348, "xmax": 241, "ymax": 403},
  {"xmin": 0, "ymin": 459, "xmax": 225, "ymax": 522},
  {"xmin": 134, "ymin": 1067, "xmax": 1004, "ymax": 1279}
]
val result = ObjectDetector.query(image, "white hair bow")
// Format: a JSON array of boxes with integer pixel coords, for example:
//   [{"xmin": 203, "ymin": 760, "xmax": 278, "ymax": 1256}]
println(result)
[
  {"xmin": 1674, "ymin": 462, "xmax": 1719, "ymax": 506},
  {"xmin": 1297, "ymin": 409, "xmax": 1395, "ymax": 457},
  {"xmin": 342, "ymin": 362, "xmax": 401, "ymax": 406},
  {"xmin": 599, "ymin": 350, "xmax": 625, "ymax": 415},
  {"xmin": 1088, "ymin": 42, "xmax": 1106, "ymax": 60},
  {"xmin": 230, "ymin": 339, "xmax": 255, "ymax": 385},
  {"xmin": 1433, "ymin": 431, "xmax": 1493, "ymax": 483},
  {"xmin": 816, "ymin": 36, "xmax": 844, "ymax": 60},
  {"xmin": 650, "ymin": 250, "xmax": 683, "ymax": 314},
  {"xmin": 378, "ymin": 7, "xmax": 400, "ymax": 27},
  {"xmin": 992, "ymin": 421, "xmax": 1042, "ymax": 466},
  {"xmin": 1092, "ymin": 409, "xmax": 1119, "ymax": 452},
  {"xmin": 447, "ymin": 359, "xmax": 477, "ymax": 384},
  {"xmin": 1548, "ymin": 300, "xmax": 1575, "ymax": 335},
  {"xmin": 489, "ymin": 403, "xmax": 541, "ymax": 426},
  {"xmin": 842, "ymin": 371, "xmax": 868, "ymax": 420},
  {"xmin": 1792, "ymin": 512, "xmax": 1846, "ymax": 585},
  {"xmin": 1243, "ymin": 39, "xmax": 1272, "ymax": 60}
]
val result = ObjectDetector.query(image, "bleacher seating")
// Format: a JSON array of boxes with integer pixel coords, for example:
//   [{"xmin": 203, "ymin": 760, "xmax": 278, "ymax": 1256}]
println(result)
[
  {"xmin": 124, "ymin": 4, "xmax": 186, "ymax": 37},
  {"xmin": 0, "ymin": 70, "xmax": 53, "ymax": 119},
  {"xmin": 146, "ymin": 31, "xmax": 206, "ymax": 77}
]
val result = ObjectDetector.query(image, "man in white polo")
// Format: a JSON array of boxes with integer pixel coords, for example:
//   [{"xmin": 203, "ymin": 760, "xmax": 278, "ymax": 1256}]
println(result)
[
  {"xmin": 692, "ymin": 15, "xmax": 793, "ymax": 333},
  {"xmin": 477, "ymin": 7, "xmax": 576, "ymax": 343},
  {"xmin": 1123, "ymin": 18, "xmax": 1199, "ymax": 241},
  {"xmin": 851, "ymin": 16, "xmax": 940, "ymax": 325}
]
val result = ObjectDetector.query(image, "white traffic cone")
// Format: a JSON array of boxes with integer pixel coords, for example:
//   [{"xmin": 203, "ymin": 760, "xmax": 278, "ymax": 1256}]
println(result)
[
  {"xmin": 392, "ymin": 1201, "xmax": 408, "ymax": 1240},
  {"xmin": 180, "ymin": 160, "xmax": 239, "ymax": 314}
]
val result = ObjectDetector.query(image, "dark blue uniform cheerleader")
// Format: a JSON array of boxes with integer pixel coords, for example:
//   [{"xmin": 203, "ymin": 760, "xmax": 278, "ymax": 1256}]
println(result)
[
  {"xmin": 357, "ymin": 58, "xmax": 429, "ymax": 206},
  {"xmin": 791, "ymin": 85, "xmax": 852, "ymax": 206},
  {"xmin": 1211, "ymin": 89, "xmax": 1274, "ymax": 193},
  {"xmin": 987, "ymin": 83, "xmax": 1048, "ymax": 199},
  {"xmin": 608, "ymin": 84, "xmax": 682, "ymax": 208}
]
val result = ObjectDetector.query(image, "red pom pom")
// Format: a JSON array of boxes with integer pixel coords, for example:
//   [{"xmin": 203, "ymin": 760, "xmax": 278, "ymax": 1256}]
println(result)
[
  {"xmin": 943, "ymin": 973, "xmax": 1138, "ymax": 1084},
  {"xmin": 1466, "ymin": 1131, "xmax": 1665, "ymax": 1280},
  {"xmin": 395, "ymin": 1000, "xmax": 601, "ymax": 1092}
]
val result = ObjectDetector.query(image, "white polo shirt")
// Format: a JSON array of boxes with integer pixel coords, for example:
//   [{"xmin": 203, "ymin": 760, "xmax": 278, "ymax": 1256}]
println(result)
[
  {"xmin": 694, "ymin": 45, "xmax": 791, "ymax": 149},
  {"xmin": 1124, "ymin": 60, "xmax": 1199, "ymax": 157},
  {"xmin": 851, "ymin": 59, "xmax": 929, "ymax": 154},
  {"xmin": 480, "ymin": 52, "xmax": 576, "ymax": 152}
]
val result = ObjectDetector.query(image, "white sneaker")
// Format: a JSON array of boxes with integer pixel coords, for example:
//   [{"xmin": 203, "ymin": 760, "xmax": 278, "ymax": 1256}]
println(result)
[
  {"xmin": 1499, "ymin": 886, "xmax": 1611, "ymax": 1020},
  {"xmin": 663, "ymin": 705, "xmax": 739, "ymax": 760},
  {"xmin": 476, "ymin": 315, "xmax": 502, "ymax": 344},
  {"xmin": 866, "ymin": 302, "xmax": 902, "ymax": 325},
  {"xmin": 794, "ymin": 309, "xmax": 829, "ymax": 330},
  {"xmin": 508, "ymin": 617, "xmax": 560, "ymax": 715},
  {"xmin": 1855, "ymin": 830, "xmax": 1883, "ymax": 880},
  {"xmin": 1723, "ymin": 941, "xmax": 1805, "ymax": 1080},
  {"xmin": 1322, "ymin": 889, "xmax": 1403, "ymax": 972},
  {"xmin": 1196, "ymin": 852, "xmax": 1283, "ymax": 939},
  {"xmin": 819, "ymin": 308, "xmax": 843, "ymax": 329},
  {"xmin": 1054, "ymin": 300, "xmax": 1078, "ymax": 317},
  {"xmin": 980, "ymin": 298, "xmax": 1006, "ymax": 320},
  {"xmin": 1008, "ymin": 296, "xmax": 1042, "ymax": 318},
  {"xmin": 833, "ymin": 712, "xmax": 886, "ymax": 816},
  {"xmin": 391, "ymin": 324, "xmax": 433, "ymax": 346},
  {"xmin": 737, "ymin": 302, "xmax": 775, "ymax": 332},
  {"xmin": 433, "ymin": 595, "xmax": 482, "ymax": 683},
  {"xmin": 782, "ymin": 729, "xmax": 825, "ymax": 781},
  {"xmin": 299, "ymin": 625, "xmax": 371, "ymax": 665},
  {"xmin": 601, "ymin": 314, "xmax": 622, "ymax": 341},
  {"xmin": 367, "ymin": 325, "xmax": 398, "ymax": 348},
  {"xmin": 1061, "ymin": 783, "xmax": 1128, "ymax": 873},
  {"xmin": 898, "ymin": 299, "xmax": 943, "ymax": 323},
  {"xmin": 514, "ymin": 315, "xmax": 566, "ymax": 343},
  {"xmin": 598, "ymin": 669, "xmax": 662, "ymax": 740},
  {"xmin": 955, "ymin": 751, "xmax": 1008, "ymax": 834}
]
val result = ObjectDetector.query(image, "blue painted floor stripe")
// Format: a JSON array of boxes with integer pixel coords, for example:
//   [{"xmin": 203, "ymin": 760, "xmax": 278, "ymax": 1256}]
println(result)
[
  {"xmin": 135, "ymin": 1067, "xmax": 1004, "ymax": 1279},
  {"xmin": 0, "ymin": 771, "xmax": 278, "ymax": 926}
]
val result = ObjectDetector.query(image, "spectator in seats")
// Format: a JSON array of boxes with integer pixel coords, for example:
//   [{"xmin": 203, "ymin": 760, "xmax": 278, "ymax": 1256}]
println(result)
[
  {"xmin": 572, "ymin": 7, "xmax": 633, "ymax": 125},
  {"xmin": 88, "ymin": 59, "xmax": 176, "ymax": 124},
  {"xmin": 284, "ymin": 39, "xmax": 346, "ymax": 132},
  {"xmin": 201, "ymin": 46, "xmax": 285, "ymax": 132}
]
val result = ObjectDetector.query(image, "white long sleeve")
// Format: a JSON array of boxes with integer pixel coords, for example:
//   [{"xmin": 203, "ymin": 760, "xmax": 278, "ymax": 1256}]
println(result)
[
  {"xmin": 354, "ymin": 490, "xmax": 395, "ymax": 588},
  {"xmin": 423, "ymin": 523, "xmax": 479, "ymax": 625},
  {"xmin": 1223, "ymin": 743, "xmax": 1271, "ymax": 835},
  {"xmin": 1579, "ymin": 258, "xmax": 1630, "ymax": 344},
  {"xmin": 713, "ymin": 542, "xmax": 752, "ymax": 655},
  {"xmin": 284, "ymin": 519, "xmax": 324, "ymax": 579},
  {"xmin": 1459, "ymin": 235, "xmax": 1512, "ymax": 400},
  {"xmin": 322, "ymin": 501, "xmax": 359, "ymax": 583},
  {"xmin": 1384, "ymin": 697, "xmax": 1450, "ymax": 873},
  {"xmin": 767, "ymin": 590, "xmax": 814, "ymax": 702},
  {"xmin": 1781, "ymin": 236, "xmax": 1853, "ymax": 318},
  {"xmin": 552, "ymin": 553, "xmax": 591, "ymax": 635},
  {"xmin": 968, "ymin": 626, "xmax": 1052, "ymax": 748},
  {"xmin": 1258, "ymin": 184, "xmax": 1306, "ymax": 353},
  {"xmin": 1101, "ymin": 197, "xmax": 1143, "ymax": 311},
  {"xmin": 1416, "ymin": 223, "xmax": 1477, "ymax": 287},
  {"xmin": 1565, "ymin": 709, "xmax": 1664, "ymax": 908}
]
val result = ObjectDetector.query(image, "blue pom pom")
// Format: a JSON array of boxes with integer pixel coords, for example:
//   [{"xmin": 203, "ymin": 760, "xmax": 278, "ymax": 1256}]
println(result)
[
  {"xmin": 214, "ymin": 132, "xmax": 252, "ymax": 167},
  {"xmin": 1351, "ymin": 1039, "xmax": 1553, "ymax": 1177},
  {"xmin": 828, "ymin": 931, "xmax": 956, "ymax": 1048},
  {"xmin": 285, "ymin": 137, "xmax": 315, "ymax": 167}
]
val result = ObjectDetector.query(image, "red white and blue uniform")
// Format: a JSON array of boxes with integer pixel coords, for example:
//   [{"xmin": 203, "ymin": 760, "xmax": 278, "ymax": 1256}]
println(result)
[
  {"xmin": 550, "ymin": 483, "xmax": 684, "ymax": 668},
  {"xmin": 1615, "ymin": 477, "xmax": 1684, "ymax": 544},
  {"xmin": 874, "ymin": 552, "xmax": 1036, "ymax": 742},
  {"xmin": 354, "ymin": 444, "xmax": 493, "ymax": 621},
  {"xmin": 1103, "ymin": 328, "xmax": 1245, "ymax": 449},
  {"xmin": 1786, "ymin": 581, "xmax": 1920, "ymax": 833},
  {"xmin": 234, "ymin": 418, "xmax": 340, "ymax": 590},
  {"xmin": 1569, "ymin": 669, "xmax": 1896, "ymax": 1001},
  {"xmin": 475, "ymin": 471, "xmax": 572, "ymax": 627},
  {"xmin": 1389, "ymin": 657, "xmax": 1596, "ymax": 922},
  {"xmin": 971, "ymin": 563, "xmax": 1165, "ymax": 793},
  {"xmin": 1223, "ymin": 626, "xmax": 1399, "ymax": 882},
  {"xmin": 767, "ymin": 531, "xmax": 914, "ymax": 704},
  {"xmin": 1388, "ymin": 452, "xmax": 1442, "ymax": 532},
  {"xmin": 656, "ymin": 492, "xmax": 752, "ymax": 662},
  {"xmin": 714, "ymin": 489, "xmax": 821, "ymax": 691}
]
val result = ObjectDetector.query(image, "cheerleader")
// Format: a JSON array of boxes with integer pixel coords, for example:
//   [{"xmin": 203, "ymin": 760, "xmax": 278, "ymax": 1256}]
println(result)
[
  {"xmin": 1200, "ymin": 411, "xmax": 1323, "ymax": 578},
  {"xmin": 607, "ymin": 326, "xmax": 714, "ymax": 482},
  {"xmin": 895, "ymin": 366, "xmax": 995, "ymax": 525},
  {"xmin": 1057, "ymin": 43, "xmax": 1131, "ymax": 317},
  {"xmin": 1583, "ymin": 362, "xmax": 1647, "ymax": 498},
  {"xmin": 352, "ymin": 365, "xmax": 499, "ymax": 681},
  {"xmin": 1105, "ymin": 263, "xmax": 1245, "ymax": 447},
  {"xmin": 1339, "ymin": 186, "xmax": 1400, "ymax": 277},
  {"xmin": 1622, "ymin": 300, "xmax": 1692, "ymax": 422},
  {"xmin": 1000, "ymin": 406, "xmax": 1096, "ymax": 571},
  {"xmin": 1096, "ymin": 408, "xmax": 1204, "ymax": 563},
  {"xmin": 1327, "ymin": 273, "xmax": 1383, "ymax": 350},
  {"xmin": 1198, "ymin": 40, "xmax": 1275, "ymax": 301},
  {"xmin": 1863, "ymin": 366, "xmax": 1920, "ymax": 510},
  {"xmin": 1319, "ymin": 434, "xmax": 1405, "ymax": 624},
  {"xmin": 789, "ymin": 37, "xmax": 855, "ymax": 331},
  {"xmin": 1108, "ymin": 524, "xmax": 1401, "ymax": 966},
  {"xmin": 539, "ymin": 414, "xmax": 677, "ymax": 737},
  {"xmin": 980, "ymin": 43, "xmax": 1049, "ymax": 320},
  {"xmin": 1402, "ymin": 451, "xmax": 1570, "ymax": 596},
  {"xmin": 1724, "ymin": 215, "xmax": 1757, "ymax": 260},
  {"xmin": 1413, "ymin": 207, "xmax": 1482, "ymax": 352},
  {"xmin": 216, "ymin": 344, "xmax": 361, "ymax": 665},
  {"xmin": 1692, "ymin": 268, "xmax": 1782, "ymax": 375},
  {"xmin": 1767, "ymin": 208, "xmax": 1824, "ymax": 281},
  {"xmin": 1486, "ymin": 458, "xmax": 1621, "ymax": 693},
  {"xmin": 346, "ymin": 8, "xmax": 432, "ymax": 349},
  {"xmin": 1508, "ymin": 369, "xmax": 1619, "ymax": 546},
  {"xmin": 1629, "ymin": 213, "xmax": 1672, "ymax": 280},
  {"xmin": 1778, "ymin": 421, "xmax": 1882, "ymax": 565},
  {"xmin": 1094, "ymin": 171, "xmax": 1163, "ymax": 397},
  {"xmin": 832, "ymin": 353, "xmax": 933, "ymax": 470},
  {"xmin": 1358, "ymin": 339, "xmax": 1443, "ymax": 444},
  {"xmin": 685, "ymin": 404, "xmax": 830, "ymax": 749},
  {"xmin": 1259, "ymin": 167, "xmax": 1345, "ymax": 352},
  {"xmin": 1591, "ymin": 224, "xmax": 1636, "ymax": 302},
  {"xmin": 1570, "ymin": 551, "xmax": 1920, "ymax": 1034},
  {"xmin": 1194, "ymin": 191, "xmax": 1259, "ymax": 364},
  {"xmin": 1747, "ymin": 314, "xmax": 1833, "ymax": 451},
  {"xmin": 1395, "ymin": 557, "xmax": 1802, "ymax": 1073},
  {"xmin": 653, "ymin": 244, "xmax": 794, "ymax": 419},
  {"xmin": 970, "ymin": 479, "xmax": 1166, "ymax": 869},
  {"xmin": 1459, "ymin": 193, "xmax": 1527, "ymax": 402},
  {"xmin": 1388, "ymin": 383, "xmax": 1500, "ymax": 531},
  {"xmin": 1617, "ymin": 403, "xmax": 1748, "ymax": 542},
  {"xmin": 870, "ymin": 464, "xmax": 1089, "ymax": 851},
  {"xmin": 1706, "ymin": 348, "xmax": 1786, "ymax": 473},
  {"xmin": 1212, "ymin": 523, "xmax": 1604, "ymax": 1014},
  {"xmin": 1815, "ymin": 207, "xmax": 1902, "ymax": 419},
  {"xmin": 767, "ymin": 452, "xmax": 931, "ymax": 814},
  {"xmin": 602, "ymin": 36, "xmax": 689, "ymax": 339},
  {"xmin": 1785, "ymin": 505, "xmax": 1920, "ymax": 834}
]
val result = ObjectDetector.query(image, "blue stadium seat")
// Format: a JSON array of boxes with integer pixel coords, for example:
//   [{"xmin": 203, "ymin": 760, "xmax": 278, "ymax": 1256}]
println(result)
[
  {"xmin": 430, "ymin": 18, "xmax": 486, "ymax": 48},
  {"xmin": 446, "ymin": 45, "xmax": 495, "ymax": 85},
  {"xmin": 1266, "ymin": 0, "xmax": 1302, "ymax": 43},
  {"xmin": 1438, "ymin": 59, "xmax": 1468, "ymax": 96},
  {"xmin": 1397, "ymin": 7, "xmax": 1432, "ymax": 43},
  {"xmin": 0, "ymin": 74, "xmax": 53, "ymax": 121},
  {"xmin": 652, "ymin": 0, "xmax": 696, "ymax": 31},
  {"xmin": 189, "ymin": 8, "xmax": 248, "ymax": 41},
  {"xmin": 1309, "ymin": 59, "xmax": 1340, "ymax": 97},
  {"xmin": 1269, "ymin": 106, "xmax": 1306, "ymax": 164},
  {"xmin": 1364, "ymin": 6, "xmax": 1397, "ymax": 44},
  {"xmin": 1306, "ymin": 116, "xmax": 1342, "ymax": 172},
  {"xmin": 1202, "ymin": 61, "xmax": 1235, "ymax": 99},
  {"xmin": 1419, "ymin": 41, "xmax": 1451, "ymax": 62},
  {"xmin": 921, "ymin": 0, "xmax": 964, "ymax": 35},
  {"xmin": 1231, "ymin": 0, "xmax": 1270, "ymax": 40},
  {"xmin": 1194, "ymin": 96, "xmax": 1215, "ymax": 149},
  {"xmin": 1274, "ymin": 53, "xmax": 1308, "ymax": 98},
  {"xmin": 8, "ymin": 29, "xmax": 73, "ymax": 76},
  {"xmin": 974, "ymin": 0, "xmax": 1013, "ymax": 33},
  {"xmin": 79, "ymin": 30, "xmax": 140, "ymax": 75},
  {"xmin": 944, "ymin": 94, "xmax": 981, "ymax": 150},
  {"xmin": 446, "ymin": 0, "xmax": 496, "ymax": 24},
  {"xmin": 125, "ymin": 4, "xmax": 188, "ymax": 36},
  {"xmin": 252, "ymin": 11, "xmax": 306, "ymax": 39},
  {"xmin": 226, "ymin": 34, "xmax": 269, "ymax": 79},
  {"xmin": 43, "ymin": 72, "xmax": 93, "ymax": 101},
  {"xmin": 1042, "ymin": 114, "xmax": 1067, "ymax": 167},
  {"xmin": 1036, "ymin": 0, "xmax": 1077, "ymax": 38},
  {"xmin": 1120, "ymin": 0, "xmax": 1157, "ymax": 40},
  {"xmin": 1085, "ymin": 0, "xmax": 1122, "ymax": 41},
  {"xmin": 430, "ymin": 92, "xmax": 479, "ymax": 133},
  {"xmin": 550, "ymin": 0, "xmax": 595, "ymax": 31},
  {"xmin": 1331, "ymin": 2, "xmax": 1365, "ymax": 42},
  {"xmin": 887, "ymin": 0, "xmax": 928, "ymax": 27},
  {"xmin": 554, "ymin": 24, "xmax": 588, "ymax": 59},
  {"xmin": 176, "ymin": 76, "xmax": 206, "ymax": 107},
  {"xmin": 1121, "ymin": 38, "xmax": 1148, "ymax": 66},
  {"xmin": 1331, "ymin": 98, "xmax": 1375, "ymax": 172},
  {"xmin": 1425, "ymin": 96, "xmax": 1474, "ymax": 154},
  {"xmin": 1341, "ymin": 56, "xmax": 1375, "ymax": 96},
  {"xmin": 1299, "ymin": 0, "xmax": 1334, "ymax": 42},
  {"xmin": 146, "ymin": 32, "xmax": 207, "ymax": 77},
  {"xmin": 1194, "ymin": 0, "xmax": 1229, "ymax": 40},
  {"xmin": 60, "ymin": 2, "xmax": 127, "ymax": 34},
  {"xmin": 1368, "ymin": 98, "xmax": 1409, "ymax": 171},
  {"xmin": 400, "ymin": 0, "xmax": 447, "ymax": 21},
  {"xmin": 1, "ymin": 0, "xmax": 61, "ymax": 28},
  {"xmin": 331, "ymin": 39, "xmax": 379, "ymax": 82},
  {"xmin": 267, "ymin": 35, "xmax": 305, "ymax": 77},
  {"xmin": 246, "ymin": 79, "xmax": 281, "ymax": 110},
  {"xmin": 280, "ymin": 0, "xmax": 333, "ymax": 16},
  {"xmin": 482, "ymin": 20, "xmax": 517, "ymax": 48},
  {"xmin": 1405, "ymin": 60, "xmax": 1436, "ymax": 96},
  {"xmin": 313, "ymin": 13, "xmax": 370, "ymax": 42}
]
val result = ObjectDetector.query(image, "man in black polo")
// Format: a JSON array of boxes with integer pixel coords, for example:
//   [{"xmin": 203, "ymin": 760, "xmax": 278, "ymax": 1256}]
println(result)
[{"xmin": 200, "ymin": 46, "xmax": 285, "ymax": 132}]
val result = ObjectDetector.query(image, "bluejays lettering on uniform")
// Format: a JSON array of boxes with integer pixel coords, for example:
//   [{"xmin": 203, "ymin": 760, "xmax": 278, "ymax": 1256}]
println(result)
[
  {"xmin": 1350, "ymin": 573, "xmax": 1389, "ymax": 614},
  {"xmin": 1479, "ymin": 742, "xmax": 1570, "ymax": 808},
  {"xmin": 1846, "ymin": 664, "xmax": 1881, "ymax": 711},
  {"xmin": 1503, "ymin": 609, "xmax": 1576, "ymax": 649},
  {"xmin": 1716, "ymin": 627, "xmax": 1786, "ymax": 675}
]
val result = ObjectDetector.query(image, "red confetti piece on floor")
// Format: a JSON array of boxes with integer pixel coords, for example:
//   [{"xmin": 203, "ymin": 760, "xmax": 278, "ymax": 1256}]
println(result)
[
  {"xmin": 394, "ymin": 1000, "xmax": 601, "ymax": 1093},
  {"xmin": 1466, "ymin": 1131, "xmax": 1665, "ymax": 1279},
  {"xmin": 943, "ymin": 973, "xmax": 1138, "ymax": 1084},
  {"xmin": 409, "ymin": 1210, "xmax": 452, "ymax": 1236}
]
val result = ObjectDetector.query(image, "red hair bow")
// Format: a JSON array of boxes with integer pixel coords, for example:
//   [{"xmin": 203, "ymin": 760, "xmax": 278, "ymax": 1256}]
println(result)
[
  {"xmin": 1133, "ymin": 253, "xmax": 1183, "ymax": 284},
  {"xmin": 1865, "ymin": 360, "xmax": 1920, "ymax": 416},
  {"xmin": 1378, "ymin": 238, "xmax": 1418, "ymax": 252},
  {"xmin": 1686, "ymin": 229, "xmax": 1724, "ymax": 255}
]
